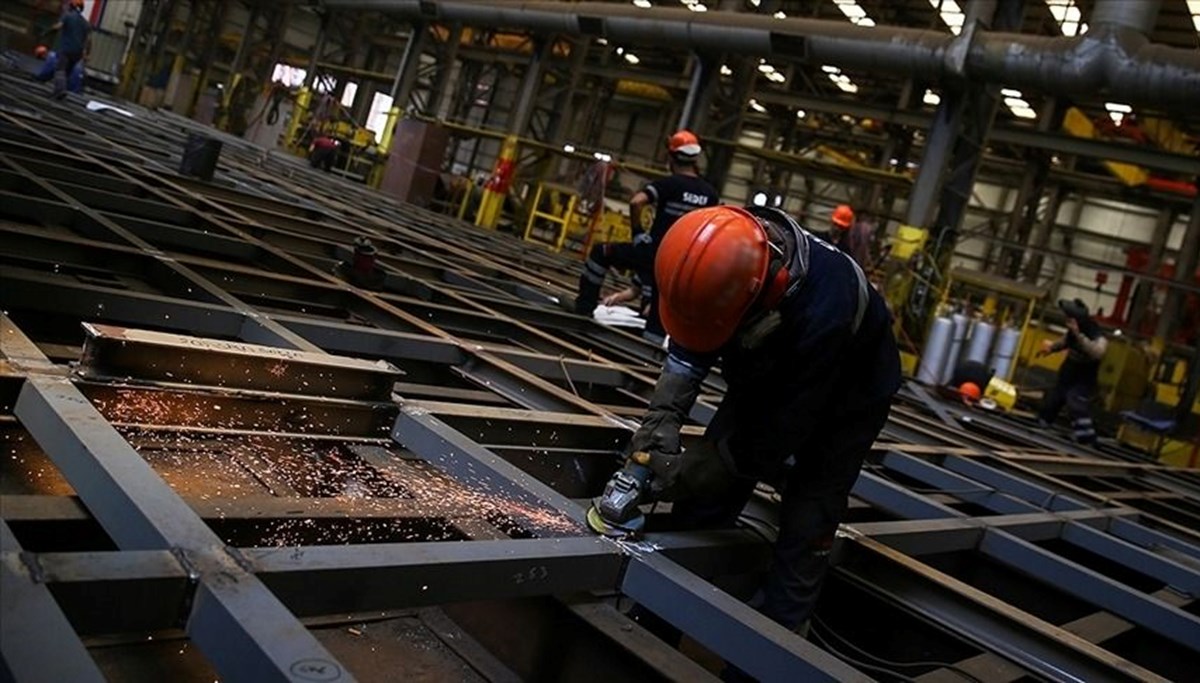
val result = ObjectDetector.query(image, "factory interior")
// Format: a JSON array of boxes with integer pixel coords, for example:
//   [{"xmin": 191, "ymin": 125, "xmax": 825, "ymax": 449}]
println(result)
[{"xmin": 1, "ymin": 0, "xmax": 1199, "ymax": 681}]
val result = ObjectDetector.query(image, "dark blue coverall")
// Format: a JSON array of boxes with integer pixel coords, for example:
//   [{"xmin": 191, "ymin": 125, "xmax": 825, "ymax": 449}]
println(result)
[{"xmin": 659, "ymin": 229, "xmax": 901, "ymax": 634}]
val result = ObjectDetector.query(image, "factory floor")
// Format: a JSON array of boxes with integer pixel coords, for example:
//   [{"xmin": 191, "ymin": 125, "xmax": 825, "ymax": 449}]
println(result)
[{"xmin": 2, "ymin": 71, "xmax": 1200, "ymax": 682}]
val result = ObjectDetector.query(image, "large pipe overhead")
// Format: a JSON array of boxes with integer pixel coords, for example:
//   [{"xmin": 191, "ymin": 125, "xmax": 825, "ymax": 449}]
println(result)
[{"xmin": 319, "ymin": 0, "xmax": 1200, "ymax": 108}]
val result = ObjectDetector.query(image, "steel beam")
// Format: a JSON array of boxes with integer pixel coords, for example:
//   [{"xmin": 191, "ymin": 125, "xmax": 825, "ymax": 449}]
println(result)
[
  {"xmin": 979, "ymin": 530, "xmax": 1200, "ymax": 651},
  {"xmin": 0, "ymin": 521, "xmax": 105, "ymax": 683},
  {"xmin": 622, "ymin": 553, "xmax": 870, "ymax": 682}
]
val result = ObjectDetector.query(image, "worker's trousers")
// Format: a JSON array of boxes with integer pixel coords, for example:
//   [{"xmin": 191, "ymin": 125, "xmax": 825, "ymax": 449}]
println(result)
[
  {"xmin": 52, "ymin": 51, "xmax": 83, "ymax": 98},
  {"xmin": 575, "ymin": 240, "xmax": 660, "ymax": 336},
  {"xmin": 1038, "ymin": 375, "xmax": 1097, "ymax": 444},
  {"xmin": 628, "ymin": 398, "xmax": 891, "ymax": 681},
  {"xmin": 676, "ymin": 398, "xmax": 891, "ymax": 633}
]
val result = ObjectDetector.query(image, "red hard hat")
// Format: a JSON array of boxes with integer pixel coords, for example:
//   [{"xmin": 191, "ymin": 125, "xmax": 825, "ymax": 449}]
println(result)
[
  {"xmin": 656, "ymin": 206, "xmax": 771, "ymax": 352},
  {"xmin": 34, "ymin": 45, "xmax": 48, "ymax": 59},
  {"xmin": 667, "ymin": 130, "xmax": 702, "ymax": 157},
  {"xmin": 959, "ymin": 382, "xmax": 982, "ymax": 402},
  {"xmin": 832, "ymin": 204, "xmax": 855, "ymax": 229}
]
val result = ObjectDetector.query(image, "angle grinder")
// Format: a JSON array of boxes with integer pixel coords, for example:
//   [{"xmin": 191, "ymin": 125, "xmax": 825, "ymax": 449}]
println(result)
[{"xmin": 586, "ymin": 451, "xmax": 653, "ymax": 538}]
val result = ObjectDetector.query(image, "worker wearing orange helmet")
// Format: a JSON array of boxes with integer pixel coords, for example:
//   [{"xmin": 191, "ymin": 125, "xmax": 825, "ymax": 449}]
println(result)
[
  {"xmin": 617, "ymin": 205, "xmax": 900, "ymax": 648},
  {"xmin": 48, "ymin": 0, "xmax": 90, "ymax": 99},
  {"xmin": 574, "ymin": 129, "xmax": 718, "ymax": 340},
  {"xmin": 829, "ymin": 204, "xmax": 876, "ymax": 270}
]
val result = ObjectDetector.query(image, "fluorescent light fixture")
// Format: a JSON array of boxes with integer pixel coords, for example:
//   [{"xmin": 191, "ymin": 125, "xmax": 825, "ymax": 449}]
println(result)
[
  {"xmin": 720, "ymin": 64, "xmax": 733, "ymax": 76},
  {"xmin": 623, "ymin": 53, "xmax": 640, "ymax": 64},
  {"xmin": 796, "ymin": 109, "xmax": 807, "ymax": 119},
  {"xmin": 822, "ymin": 65, "xmax": 860, "ymax": 93},
  {"xmin": 1189, "ymin": 0, "xmax": 1200, "ymax": 32},
  {"xmin": 929, "ymin": 0, "xmax": 965, "ymax": 35},
  {"xmin": 749, "ymin": 0, "xmax": 761, "ymax": 6},
  {"xmin": 748, "ymin": 98, "xmax": 767, "ymax": 113},
  {"xmin": 1105, "ymin": 102, "xmax": 1132, "ymax": 125},
  {"xmin": 688, "ymin": 2, "xmax": 708, "ymax": 11},
  {"xmin": 563, "ymin": 144, "xmax": 576, "ymax": 153},
  {"xmin": 923, "ymin": 89, "xmax": 941, "ymax": 106},
  {"xmin": 1045, "ymin": 0, "xmax": 1087, "ymax": 36},
  {"xmin": 593, "ymin": 151, "xmax": 612, "ymax": 162},
  {"xmin": 632, "ymin": 0, "xmax": 651, "ymax": 7},
  {"xmin": 832, "ymin": 0, "xmax": 875, "ymax": 26},
  {"xmin": 1000, "ymin": 88, "xmax": 1038, "ymax": 119},
  {"xmin": 774, "ymin": 11, "xmax": 787, "ymax": 19}
]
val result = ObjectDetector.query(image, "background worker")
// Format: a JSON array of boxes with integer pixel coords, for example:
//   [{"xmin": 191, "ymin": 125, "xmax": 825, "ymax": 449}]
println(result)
[
  {"xmin": 48, "ymin": 0, "xmax": 90, "ymax": 99},
  {"xmin": 604, "ymin": 206, "xmax": 901, "ymax": 663},
  {"xmin": 1036, "ymin": 299, "xmax": 1108, "ymax": 444},
  {"xmin": 831, "ymin": 205, "xmax": 876, "ymax": 271},
  {"xmin": 32, "ymin": 45, "xmax": 84, "ymax": 94},
  {"xmin": 574, "ymin": 130, "xmax": 718, "ymax": 341}
]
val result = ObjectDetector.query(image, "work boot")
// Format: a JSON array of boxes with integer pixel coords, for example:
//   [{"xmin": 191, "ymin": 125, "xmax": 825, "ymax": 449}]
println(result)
[{"xmin": 575, "ymin": 278, "xmax": 601, "ymax": 317}]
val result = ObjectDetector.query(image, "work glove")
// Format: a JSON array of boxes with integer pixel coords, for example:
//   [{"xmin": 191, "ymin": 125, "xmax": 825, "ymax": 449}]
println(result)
[
  {"xmin": 636, "ymin": 440, "xmax": 732, "ymax": 502},
  {"xmin": 629, "ymin": 371, "xmax": 701, "ymax": 457}
]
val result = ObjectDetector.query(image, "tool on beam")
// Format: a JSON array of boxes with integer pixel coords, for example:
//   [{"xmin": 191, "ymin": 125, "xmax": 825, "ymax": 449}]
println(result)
[{"xmin": 586, "ymin": 451, "xmax": 653, "ymax": 538}]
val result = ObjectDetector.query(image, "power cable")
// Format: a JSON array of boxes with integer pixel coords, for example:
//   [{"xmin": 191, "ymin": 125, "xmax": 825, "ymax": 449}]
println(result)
[{"xmin": 813, "ymin": 615, "xmax": 985, "ymax": 683}]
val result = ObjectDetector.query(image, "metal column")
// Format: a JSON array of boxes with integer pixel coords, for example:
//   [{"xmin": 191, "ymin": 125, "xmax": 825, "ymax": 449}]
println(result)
[{"xmin": 1155, "ymin": 195, "xmax": 1200, "ymax": 341}]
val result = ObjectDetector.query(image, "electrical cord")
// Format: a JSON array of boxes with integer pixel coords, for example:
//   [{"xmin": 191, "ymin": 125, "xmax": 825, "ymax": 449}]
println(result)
[
  {"xmin": 813, "ymin": 616, "xmax": 985, "ymax": 683},
  {"xmin": 810, "ymin": 629, "xmax": 921, "ymax": 682}
]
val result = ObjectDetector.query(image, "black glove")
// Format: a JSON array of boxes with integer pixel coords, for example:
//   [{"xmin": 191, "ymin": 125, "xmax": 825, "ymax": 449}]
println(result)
[
  {"xmin": 629, "ymin": 371, "xmax": 701, "ymax": 457},
  {"xmin": 640, "ymin": 440, "xmax": 733, "ymax": 502}
]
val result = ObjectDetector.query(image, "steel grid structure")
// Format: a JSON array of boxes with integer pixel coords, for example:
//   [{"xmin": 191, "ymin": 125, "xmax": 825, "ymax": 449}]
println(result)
[{"xmin": 2, "ymin": 73, "xmax": 1199, "ymax": 682}]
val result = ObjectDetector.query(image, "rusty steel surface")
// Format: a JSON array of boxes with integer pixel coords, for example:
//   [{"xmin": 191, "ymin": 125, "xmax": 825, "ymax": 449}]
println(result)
[{"xmin": 1, "ymin": 72, "xmax": 1199, "ymax": 682}]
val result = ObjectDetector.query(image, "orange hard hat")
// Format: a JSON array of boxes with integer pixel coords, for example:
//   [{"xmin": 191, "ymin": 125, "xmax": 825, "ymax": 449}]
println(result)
[
  {"xmin": 70, "ymin": 0, "xmax": 84, "ymax": 9},
  {"xmin": 34, "ymin": 45, "xmax": 48, "ymax": 59},
  {"xmin": 959, "ymin": 382, "xmax": 982, "ymax": 402},
  {"xmin": 832, "ymin": 204, "xmax": 855, "ymax": 229},
  {"xmin": 667, "ymin": 129, "xmax": 702, "ymax": 157},
  {"xmin": 656, "ymin": 206, "xmax": 771, "ymax": 352}
]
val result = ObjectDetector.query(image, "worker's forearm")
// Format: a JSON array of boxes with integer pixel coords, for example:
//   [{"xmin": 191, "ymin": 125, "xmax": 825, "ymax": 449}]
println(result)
[{"xmin": 1075, "ymin": 334, "xmax": 1107, "ymax": 360}]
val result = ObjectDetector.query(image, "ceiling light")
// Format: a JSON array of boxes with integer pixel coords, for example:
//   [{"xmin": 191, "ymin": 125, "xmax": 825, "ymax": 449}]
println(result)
[
  {"xmin": 623, "ymin": 53, "xmax": 640, "ymax": 64},
  {"xmin": 1105, "ymin": 102, "xmax": 1132, "ymax": 126},
  {"xmin": 923, "ymin": 89, "xmax": 941, "ymax": 106},
  {"xmin": 688, "ymin": 2, "xmax": 708, "ymax": 11},
  {"xmin": 929, "ymin": 0, "xmax": 965, "ymax": 35},
  {"xmin": 796, "ymin": 110, "xmax": 807, "ymax": 119},
  {"xmin": 563, "ymin": 144, "xmax": 576, "ymax": 153},
  {"xmin": 632, "ymin": 0, "xmax": 652, "ymax": 7},
  {"xmin": 749, "ymin": 0, "xmax": 761, "ymax": 6},
  {"xmin": 773, "ymin": 11, "xmax": 787, "ymax": 19},
  {"xmin": 998, "ymin": 87, "xmax": 1038, "ymax": 119},
  {"xmin": 1189, "ymin": 0, "xmax": 1200, "ymax": 32},
  {"xmin": 821, "ymin": 65, "xmax": 840, "ymax": 73},
  {"xmin": 1045, "ymin": 0, "xmax": 1087, "ymax": 36},
  {"xmin": 720, "ymin": 64, "xmax": 733, "ymax": 76},
  {"xmin": 758, "ymin": 63, "xmax": 776, "ymax": 74},
  {"xmin": 748, "ymin": 99, "xmax": 767, "ymax": 113}
]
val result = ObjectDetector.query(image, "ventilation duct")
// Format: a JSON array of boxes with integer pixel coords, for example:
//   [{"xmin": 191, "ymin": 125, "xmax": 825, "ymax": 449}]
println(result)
[{"xmin": 319, "ymin": 0, "xmax": 1199, "ymax": 108}]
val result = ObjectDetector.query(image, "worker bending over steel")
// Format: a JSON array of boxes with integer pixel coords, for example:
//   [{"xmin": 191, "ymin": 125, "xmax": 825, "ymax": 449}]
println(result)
[
  {"xmin": 574, "ymin": 130, "xmax": 718, "ymax": 340},
  {"xmin": 32, "ymin": 45, "xmax": 84, "ymax": 94},
  {"xmin": 626, "ymin": 206, "xmax": 900, "ymax": 653},
  {"xmin": 1036, "ymin": 299, "xmax": 1108, "ymax": 443}
]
